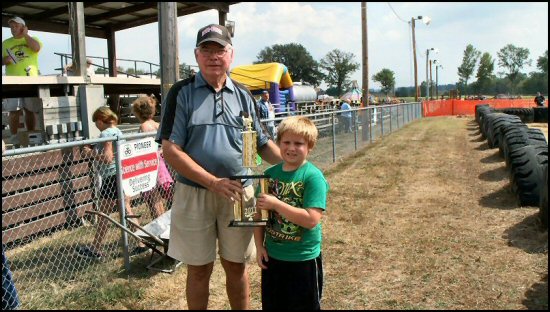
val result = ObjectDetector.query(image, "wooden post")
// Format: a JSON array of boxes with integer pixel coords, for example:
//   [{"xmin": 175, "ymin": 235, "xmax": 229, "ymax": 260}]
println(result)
[{"xmin": 158, "ymin": 2, "xmax": 179, "ymax": 99}]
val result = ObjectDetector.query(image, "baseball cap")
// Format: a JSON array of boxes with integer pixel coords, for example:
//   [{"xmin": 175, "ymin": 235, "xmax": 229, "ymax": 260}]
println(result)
[
  {"xmin": 8, "ymin": 16, "xmax": 25, "ymax": 26},
  {"xmin": 196, "ymin": 24, "xmax": 232, "ymax": 47},
  {"xmin": 262, "ymin": 90, "xmax": 269, "ymax": 94}
]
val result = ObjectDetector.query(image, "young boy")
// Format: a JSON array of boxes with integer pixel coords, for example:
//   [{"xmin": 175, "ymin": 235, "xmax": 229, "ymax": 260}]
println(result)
[{"xmin": 253, "ymin": 116, "xmax": 329, "ymax": 310}]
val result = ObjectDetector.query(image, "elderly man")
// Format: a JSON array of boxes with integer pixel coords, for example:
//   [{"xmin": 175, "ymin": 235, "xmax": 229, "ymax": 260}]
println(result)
[
  {"xmin": 157, "ymin": 24, "xmax": 281, "ymax": 309},
  {"xmin": 2, "ymin": 16, "xmax": 43, "ymax": 145}
]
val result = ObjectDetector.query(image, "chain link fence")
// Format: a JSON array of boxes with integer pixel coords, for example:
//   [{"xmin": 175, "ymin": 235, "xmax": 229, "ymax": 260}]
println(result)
[{"xmin": 2, "ymin": 102, "xmax": 421, "ymax": 309}]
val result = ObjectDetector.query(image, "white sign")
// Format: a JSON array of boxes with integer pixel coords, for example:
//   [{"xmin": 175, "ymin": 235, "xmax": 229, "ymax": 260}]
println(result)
[{"xmin": 120, "ymin": 137, "xmax": 159, "ymax": 196}]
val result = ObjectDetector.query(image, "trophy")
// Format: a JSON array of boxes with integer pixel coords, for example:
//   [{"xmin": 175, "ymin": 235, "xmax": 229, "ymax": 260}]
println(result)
[{"xmin": 229, "ymin": 113, "xmax": 270, "ymax": 227}]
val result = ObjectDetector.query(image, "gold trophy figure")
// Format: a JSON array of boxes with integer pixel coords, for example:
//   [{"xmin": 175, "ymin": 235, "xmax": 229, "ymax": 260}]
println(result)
[{"xmin": 229, "ymin": 114, "xmax": 269, "ymax": 227}]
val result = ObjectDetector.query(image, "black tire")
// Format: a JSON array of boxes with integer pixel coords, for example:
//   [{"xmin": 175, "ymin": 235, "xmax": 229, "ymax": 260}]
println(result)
[
  {"xmin": 498, "ymin": 122, "xmax": 528, "ymax": 158},
  {"xmin": 539, "ymin": 164, "xmax": 548, "ymax": 230},
  {"xmin": 509, "ymin": 145, "xmax": 548, "ymax": 207},
  {"xmin": 503, "ymin": 128, "xmax": 547, "ymax": 168},
  {"xmin": 496, "ymin": 107, "xmax": 535, "ymax": 123},
  {"xmin": 475, "ymin": 104, "xmax": 491, "ymax": 125},
  {"xmin": 481, "ymin": 112, "xmax": 501, "ymax": 139},
  {"xmin": 533, "ymin": 107, "xmax": 548, "ymax": 123},
  {"xmin": 477, "ymin": 106, "xmax": 495, "ymax": 131},
  {"xmin": 486, "ymin": 114, "xmax": 522, "ymax": 149}
]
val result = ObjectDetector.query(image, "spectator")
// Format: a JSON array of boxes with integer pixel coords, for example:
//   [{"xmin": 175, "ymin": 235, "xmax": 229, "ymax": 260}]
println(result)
[
  {"xmin": 2, "ymin": 140, "xmax": 21, "ymax": 310},
  {"xmin": 64, "ymin": 58, "xmax": 95, "ymax": 77},
  {"xmin": 76, "ymin": 107, "xmax": 148, "ymax": 260},
  {"xmin": 157, "ymin": 23, "xmax": 281, "ymax": 309},
  {"xmin": 2, "ymin": 16, "xmax": 43, "ymax": 145},
  {"xmin": 534, "ymin": 92, "xmax": 545, "ymax": 107},
  {"xmin": 340, "ymin": 99, "xmax": 352, "ymax": 133},
  {"xmin": 132, "ymin": 95, "xmax": 173, "ymax": 218},
  {"xmin": 253, "ymin": 116, "xmax": 329, "ymax": 310},
  {"xmin": 258, "ymin": 90, "xmax": 277, "ymax": 140}
]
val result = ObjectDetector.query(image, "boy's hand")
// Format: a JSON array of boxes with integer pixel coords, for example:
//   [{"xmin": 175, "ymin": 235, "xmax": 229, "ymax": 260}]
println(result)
[
  {"xmin": 256, "ymin": 193, "xmax": 279, "ymax": 211},
  {"xmin": 256, "ymin": 245, "xmax": 269, "ymax": 269},
  {"xmin": 81, "ymin": 145, "xmax": 93, "ymax": 157}
]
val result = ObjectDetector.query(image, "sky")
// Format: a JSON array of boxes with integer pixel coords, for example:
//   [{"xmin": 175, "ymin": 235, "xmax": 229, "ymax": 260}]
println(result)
[{"xmin": 2, "ymin": 2, "xmax": 548, "ymax": 91}]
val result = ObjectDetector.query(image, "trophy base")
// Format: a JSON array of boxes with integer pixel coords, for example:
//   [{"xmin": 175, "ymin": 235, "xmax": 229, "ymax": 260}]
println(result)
[{"xmin": 229, "ymin": 220, "xmax": 267, "ymax": 227}]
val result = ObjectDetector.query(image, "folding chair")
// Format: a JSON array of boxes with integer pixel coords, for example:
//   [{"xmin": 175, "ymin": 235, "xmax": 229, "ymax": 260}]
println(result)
[{"xmin": 85, "ymin": 210, "xmax": 182, "ymax": 273}]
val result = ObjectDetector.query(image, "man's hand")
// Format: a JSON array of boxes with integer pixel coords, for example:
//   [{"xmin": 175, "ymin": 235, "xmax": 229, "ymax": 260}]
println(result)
[
  {"xmin": 208, "ymin": 178, "xmax": 243, "ymax": 202},
  {"xmin": 3, "ymin": 55, "xmax": 13, "ymax": 66}
]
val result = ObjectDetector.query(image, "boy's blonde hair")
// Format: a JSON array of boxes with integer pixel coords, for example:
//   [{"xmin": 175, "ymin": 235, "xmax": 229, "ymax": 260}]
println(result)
[
  {"xmin": 132, "ymin": 96, "xmax": 156, "ymax": 122},
  {"xmin": 276, "ymin": 116, "xmax": 318, "ymax": 149},
  {"xmin": 92, "ymin": 106, "xmax": 118, "ymax": 125}
]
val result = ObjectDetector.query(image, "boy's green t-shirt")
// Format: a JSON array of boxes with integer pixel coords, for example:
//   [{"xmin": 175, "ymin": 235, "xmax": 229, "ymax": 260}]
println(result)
[{"xmin": 263, "ymin": 161, "xmax": 329, "ymax": 261}]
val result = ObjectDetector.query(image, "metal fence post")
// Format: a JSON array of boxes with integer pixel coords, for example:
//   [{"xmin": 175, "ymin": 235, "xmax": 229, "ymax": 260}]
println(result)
[
  {"xmin": 332, "ymin": 111, "xmax": 336, "ymax": 163},
  {"xmin": 353, "ymin": 110, "xmax": 358, "ymax": 150},
  {"xmin": 381, "ymin": 107, "xmax": 385, "ymax": 136},
  {"xmin": 115, "ymin": 137, "xmax": 130, "ymax": 271}
]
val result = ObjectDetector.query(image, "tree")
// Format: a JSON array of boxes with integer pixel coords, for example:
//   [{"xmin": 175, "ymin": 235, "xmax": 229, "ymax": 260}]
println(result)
[
  {"xmin": 319, "ymin": 49, "xmax": 359, "ymax": 97},
  {"xmin": 497, "ymin": 44, "xmax": 531, "ymax": 94},
  {"xmin": 536, "ymin": 49, "xmax": 548, "ymax": 74},
  {"xmin": 372, "ymin": 68, "xmax": 396, "ymax": 95},
  {"xmin": 255, "ymin": 43, "xmax": 323, "ymax": 87},
  {"xmin": 474, "ymin": 52, "xmax": 495, "ymax": 94},
  {"xmin": 457, "ymin": 44, "xmax": 481, "ymax": 96}
]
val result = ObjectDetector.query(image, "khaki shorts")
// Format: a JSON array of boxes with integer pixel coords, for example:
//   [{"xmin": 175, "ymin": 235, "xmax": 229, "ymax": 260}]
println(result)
[
  {"xmin": 167, "ymin": 183, "xmax": 255, "ymax": 265},
  {"xmin": 2, "ymin": 98, "xmax": 41, "ymax": 113}
]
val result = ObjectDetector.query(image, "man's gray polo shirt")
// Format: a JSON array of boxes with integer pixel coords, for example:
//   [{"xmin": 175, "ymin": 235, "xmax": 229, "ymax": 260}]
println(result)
[{"xmin": 156, "ymin": 72, "xmax": 269, "ymax": 188}]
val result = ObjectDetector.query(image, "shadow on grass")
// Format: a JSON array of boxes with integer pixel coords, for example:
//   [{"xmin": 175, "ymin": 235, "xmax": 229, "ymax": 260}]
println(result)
[
  {"xmin": 503, "ymin": 212, "xmax": 548, "ymax": 254},
  {"xmin": 478, "ymin": 167, "xmax": 508, "ymax": 183},
  {"xmin": 478, "ymin": 185, "xmax": 519, "ymax": 210},
  {"xmin": 479, "ymin": 150, "xmax": 505, "ymax": 164},
  {"xmin": 470, "ymin": 135, "xmax": 486, "ymax": 142},
  {"xmin": 523, "ymin": 273, "xmax": 548, "ymax": 310}
]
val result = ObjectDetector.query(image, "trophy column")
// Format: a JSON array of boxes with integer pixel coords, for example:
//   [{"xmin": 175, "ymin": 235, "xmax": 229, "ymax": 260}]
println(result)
[{"xmin": 229, "ymin": 114, "xmax": 270, "ymax": 227}]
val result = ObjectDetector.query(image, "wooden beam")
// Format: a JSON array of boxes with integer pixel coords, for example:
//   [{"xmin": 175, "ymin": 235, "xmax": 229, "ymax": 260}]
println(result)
[
  {"xmin": 1, "ymin": 17, "xmax": 108, "ymax": 38},
  {"xmin": 85, "ymin": 2, "xmax": 158, "ymax": 23},
  {"xmin": 188, "ymin": 2, "xmax": 231, "ymax": 13},
  {"xmin": 32, "ymin": 2, "xmax": 102, "ymax": 20}
]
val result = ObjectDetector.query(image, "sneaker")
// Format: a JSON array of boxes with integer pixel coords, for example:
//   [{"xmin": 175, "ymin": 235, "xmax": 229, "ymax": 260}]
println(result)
[
  {"xmin": 130, "ymin": 246, "xmax": 150, "ymax": 256},
  {"xmin": 76, "ymin": 245, "xmax": 103, "ymax": 260}
]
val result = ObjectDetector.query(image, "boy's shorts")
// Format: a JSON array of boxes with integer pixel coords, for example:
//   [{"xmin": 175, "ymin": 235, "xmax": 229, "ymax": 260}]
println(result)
[
  {"xmin": 2, "ymin": 98, "xmax": 41, "ymax": 113},
  {"xmin": 167, "ymin": 182, "xmax": 255, "ymax": 265}
]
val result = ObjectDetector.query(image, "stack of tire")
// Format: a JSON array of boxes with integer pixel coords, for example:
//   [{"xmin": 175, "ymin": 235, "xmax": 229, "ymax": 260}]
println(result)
[{"xmin": 475, "ymin": 104, "xmax": 548, "ymax": 230}]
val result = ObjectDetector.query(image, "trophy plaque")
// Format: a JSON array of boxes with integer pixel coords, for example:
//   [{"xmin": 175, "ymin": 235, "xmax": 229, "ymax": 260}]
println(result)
[{"xmin": 229, "ymin": 114, "xmax": 270, "ymax": 227}]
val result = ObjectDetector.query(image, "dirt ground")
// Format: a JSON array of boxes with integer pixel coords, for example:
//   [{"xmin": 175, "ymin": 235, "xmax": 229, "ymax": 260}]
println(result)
[
  {"xmin": 142, "ymin": 116, "xmax": 546, "ymax": 310},
  {"xmin": 319, "ymin": 116, "xmax": 547, "ymax": 310},
  {"xmin": 131, "ymin": 116, "xmax": 547, "ymax": 310},
  {"xmin": 16, "ymin": 115, "xmax": 546, "ymax": 310}
]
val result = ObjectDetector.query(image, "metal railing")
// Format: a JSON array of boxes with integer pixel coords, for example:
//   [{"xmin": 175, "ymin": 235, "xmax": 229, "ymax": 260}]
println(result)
[
  {"xmin": 1, "ymin": 102, "xmax": 422, "ymax": 309},
  {"xmin": 54, "ymin": 52, "xmax": 159, "ymax": 78}
]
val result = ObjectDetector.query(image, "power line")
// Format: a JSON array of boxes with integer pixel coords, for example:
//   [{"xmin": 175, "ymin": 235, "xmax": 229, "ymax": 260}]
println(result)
[{"xmin": 387, "ymin": 2, "xmax": 408, "ymax": 23}]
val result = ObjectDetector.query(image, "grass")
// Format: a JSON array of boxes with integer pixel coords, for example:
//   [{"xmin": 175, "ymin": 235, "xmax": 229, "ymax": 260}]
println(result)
[{"xmin": 5, "ymin": 116, "xmax": 548, "ymax": 309}]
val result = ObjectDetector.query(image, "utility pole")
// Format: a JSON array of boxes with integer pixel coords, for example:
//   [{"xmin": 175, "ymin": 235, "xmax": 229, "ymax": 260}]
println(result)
[
  {"xmin": 411, "ymin": 17, "xmax": 418, "ymax": 101},
  {"xmin": 361, "ymin": 2, "xmax": 368, "ymax": 107},
  {"xmin": 430, "ymin": 60, "xmax": 434, "ymax": 99}
]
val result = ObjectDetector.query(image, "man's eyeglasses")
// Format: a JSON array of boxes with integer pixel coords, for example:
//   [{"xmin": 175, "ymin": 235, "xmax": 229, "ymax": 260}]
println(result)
[{"xmin": 198, "ymin": 47, "xmax": 231, "ymax": 57}]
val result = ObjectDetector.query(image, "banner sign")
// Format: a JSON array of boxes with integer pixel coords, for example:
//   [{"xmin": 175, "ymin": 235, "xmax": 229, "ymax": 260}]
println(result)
[{"xmin": 120, "ymin": 137, "xmax": 158, "ymax": 196}]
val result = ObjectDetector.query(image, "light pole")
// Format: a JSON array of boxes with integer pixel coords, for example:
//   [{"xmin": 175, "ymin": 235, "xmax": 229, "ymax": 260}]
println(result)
[
  {"xmin": 410, "ymin": 15, "xmax": 431, "ymax": 102},
  {"xmin": 434, "ymin": 61, "xmax": 443, "ymax": 99},
  {"xmin": 430, "ymin": 60, "xmax": 437, "ymax": 100},
  {"xmin": 425, "ymin": 47, "xmax": 437, "ymax": 100}
]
